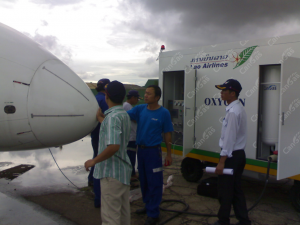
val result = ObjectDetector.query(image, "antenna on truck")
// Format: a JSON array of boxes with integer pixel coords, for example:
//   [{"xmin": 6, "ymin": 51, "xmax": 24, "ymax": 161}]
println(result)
[{"xmin": 156, "ymin": 45, "xmax": 165, "ymax": 61}]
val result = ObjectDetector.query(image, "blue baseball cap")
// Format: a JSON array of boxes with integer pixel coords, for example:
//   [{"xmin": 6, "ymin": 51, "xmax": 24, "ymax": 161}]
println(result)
[
  {"xmin": 215, "ymin": 79, "xmax": 242, "ymax": 94},
  {"xmin": 127, "ymin": 90, "xmax": 141, "ymax": 99},
  {"xmin": 105, "ymin": 80, "xmax": 126, "ymax": 103},
  {"xmin": 97, "ymin": 78, "xmax": 110, "ymax": 89}
]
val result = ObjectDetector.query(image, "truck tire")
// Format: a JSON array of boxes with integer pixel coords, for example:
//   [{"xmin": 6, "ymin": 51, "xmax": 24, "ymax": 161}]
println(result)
[
  {"xmin": 290, "ymin": 184, "xmax": 300, "ymax": 212},
  {"xmin": 181, "ymin": 157, "xmax": 203, "ymax": 182}
]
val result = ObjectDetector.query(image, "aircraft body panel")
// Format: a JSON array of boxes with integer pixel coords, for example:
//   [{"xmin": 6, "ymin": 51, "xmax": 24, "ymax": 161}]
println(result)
[{"xmin": 0, "ymin": 23, "xmax": 98, "ymax": 151}]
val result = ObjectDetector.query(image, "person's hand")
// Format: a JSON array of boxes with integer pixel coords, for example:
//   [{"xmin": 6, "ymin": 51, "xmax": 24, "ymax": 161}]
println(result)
[
  {"xmin": 85, "ymin": 159, "xmax": 95, "ymax": 171},
  {"xmin": 97, "ymin": 107, "xmax": 104, "ymax": 117},
  {"xmin": 215, "ymin": 162, "xmax": 224, "ymax": 175},
  {"xmin": 164, "ymin": 155, "xmax": 173, "ymax": 166}
]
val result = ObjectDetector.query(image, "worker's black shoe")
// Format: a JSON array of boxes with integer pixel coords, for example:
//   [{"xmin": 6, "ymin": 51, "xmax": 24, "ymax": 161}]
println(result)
[
  {"xmin": 94, "ymin": 203, "xmax": 100, "ymax": 208},
  {"xmin": 88, "ymin": 181, "xmax": 93, "ymax": 187},
  {"xmin": 235, "ymin": 222, "xmax": 251, "ymax": 225},
  {"xmin": 211, "ymin": 221, "xmax": 222, "ymax": 225},
  {"xmin": 135, "ymin": 207, "xmax": 147, "ymax": 214},
  {"xmin": 144, "ymin": 216, "xmax": 159, "ymax": 225},
  {"xmin": 94, "ymin": 199, "xmax": 100, "ymax": 208}
]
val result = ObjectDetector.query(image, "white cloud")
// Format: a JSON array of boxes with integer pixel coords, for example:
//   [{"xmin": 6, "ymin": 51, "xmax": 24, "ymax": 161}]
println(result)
[
  {"xmin": 24, "ymin": 31, "xmax": 73, "ymax": 65},
  {"xmin": 30, "ymin": 0, "xmax": 84, "ymax": 6},
  {"xmin": 145, "ymin": 57, "xmax": 155, "ymax": 65},
  {"xmin": 1, "ymin": 0, "xmax": 300, "ymax": 88},
  {"xmin": 41, "ymin": 20, "xmax": 48, "ymax": 26}
]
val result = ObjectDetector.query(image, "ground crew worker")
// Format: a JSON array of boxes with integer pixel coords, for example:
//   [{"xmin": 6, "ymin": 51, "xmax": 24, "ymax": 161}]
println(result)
[
  {"xmin": 213, "ymin": 79, "xmax": 251, "ymax": 225},
  {"xmin": 127, "ymin": 85, "xmax": 173, "ymax": 225},
  {"xmin": 89, "ymin": 78, "xmax": 110, "ymax": 208},
  {"xmin": 85, "ymin": 80, "xmax": 132, "ymax": 225},
  {"xmin": 123, "ymin": 90, "xmax": 140, "ymax": 184}
]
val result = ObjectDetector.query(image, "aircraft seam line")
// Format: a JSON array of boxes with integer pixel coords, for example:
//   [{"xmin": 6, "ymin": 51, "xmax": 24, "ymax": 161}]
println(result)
[{"xmin": 43, "ymin": 66, "xmax": 89, "ymax": 101}]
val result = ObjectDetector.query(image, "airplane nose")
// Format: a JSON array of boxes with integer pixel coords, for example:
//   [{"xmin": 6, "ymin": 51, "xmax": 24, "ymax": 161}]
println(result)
[{"xmin": 27, "ymin": 59, "xmax": 98, "ymax": 147}]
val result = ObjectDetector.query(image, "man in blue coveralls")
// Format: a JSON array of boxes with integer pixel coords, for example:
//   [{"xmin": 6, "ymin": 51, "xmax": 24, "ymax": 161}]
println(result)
[
  {"xmin": 127, "ymin": 85, "xmax": 173, "ymax": 225},
  {"xmin": 89, "ymin": 78, "xmax": 110, "ymax": 208}
]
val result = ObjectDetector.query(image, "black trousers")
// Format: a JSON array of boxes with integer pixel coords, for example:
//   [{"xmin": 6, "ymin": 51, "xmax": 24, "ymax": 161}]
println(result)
[{"xmin": 217, "ymin": 150, "xmax": 251, "ymax": 225}]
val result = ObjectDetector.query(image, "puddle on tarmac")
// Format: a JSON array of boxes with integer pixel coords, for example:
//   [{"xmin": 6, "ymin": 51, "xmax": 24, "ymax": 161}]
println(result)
[
  {"xmin": 0, "ymin": 165, "xmax": 35, "ymax": 180},
  {"xmin": 0, "ymin": 136, "xmax": 94, "ymax": 196}
]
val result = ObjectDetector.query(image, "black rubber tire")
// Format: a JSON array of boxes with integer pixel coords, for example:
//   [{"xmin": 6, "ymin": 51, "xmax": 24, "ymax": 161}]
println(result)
[
  {"xmin": 290, "ymin": 184, "xmax": 300, "ymax": 212},
  {"xmin": 181, "ymin": 157, "xmax": 203, "ymax": 182}
]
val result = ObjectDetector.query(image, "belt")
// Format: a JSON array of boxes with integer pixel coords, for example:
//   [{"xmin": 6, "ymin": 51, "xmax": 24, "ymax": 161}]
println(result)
[
  {"xmin": 138, "ymin": 145, "xmax": 160, "ymax": 149},
  {"xmin": 221, "ymin": 149, "xmax": 244, "ymax": 151}
]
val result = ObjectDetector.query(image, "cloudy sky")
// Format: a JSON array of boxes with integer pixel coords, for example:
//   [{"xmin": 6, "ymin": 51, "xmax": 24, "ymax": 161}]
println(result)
[{"xmin": 1, "ymin": 0, "xmax": 300, "ymax": 86}]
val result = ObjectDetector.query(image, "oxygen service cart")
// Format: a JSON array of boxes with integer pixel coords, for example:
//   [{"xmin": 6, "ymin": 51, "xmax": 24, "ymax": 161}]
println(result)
[{"xmin": 158, "ymin": 34, "xmax": 300, "ymax": 211}]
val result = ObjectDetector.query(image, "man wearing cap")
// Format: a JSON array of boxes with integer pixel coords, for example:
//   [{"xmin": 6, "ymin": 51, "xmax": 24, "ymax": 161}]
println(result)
[
  {"xmin": 123, "ymin": 90, "xmax": 140, "ymax": 182},
  {"xmin": 85, "ymin": 81, "xmax": 132, "ymax": 225},
  {"xmin": 126, "ymin": 85, "xmax": 173, "ymax": 225},
  {"xmin": 213, "ymin": 79, "xmax": 251, "ymax": 225},
  {"xmin": 89, "ymin": 78, "xmax": 110, "ymax": 208}
]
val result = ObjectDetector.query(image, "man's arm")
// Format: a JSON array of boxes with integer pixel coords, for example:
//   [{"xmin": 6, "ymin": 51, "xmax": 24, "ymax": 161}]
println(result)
[
  {"xmin": 85, "ymin": 144, "xmax": 120, "ymax": 170},
  {"xmin": 126, "ymin": 105, "xmax": 139, "ymax": 121},
  {"xmin": 162, "ymin": 109, "xmax": 174, "ymax": 166},
  {"xmin": 220, "ymin": 112, "xmax": 238, "ymax": 157},
  {"xmin": 123, "ymin": 104, "xmax": 136, "ymax": 123},
  {"xmin": 164, "ymin": 132, "xmax": 173, "ymax": 166},
  {"xmin": 215, "ymin": 156, "xmax": 227, "ymax": 175},
  {"xmin": 216, "ymin": 112, "xmax": 238, "ymax": 174},
  {"xmin": 86, "ymin": 115, "xmax": 122, "ymax": 170}
]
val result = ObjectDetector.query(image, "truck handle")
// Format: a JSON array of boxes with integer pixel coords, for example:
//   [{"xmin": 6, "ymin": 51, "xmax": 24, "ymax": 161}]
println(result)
[
  {"xmin": 185, "ymin": 107, "xmax": 190, "ymax": 116},
  {"xmin": 282, "ymin": 112, "xmax": 284, "ymax": 125}
]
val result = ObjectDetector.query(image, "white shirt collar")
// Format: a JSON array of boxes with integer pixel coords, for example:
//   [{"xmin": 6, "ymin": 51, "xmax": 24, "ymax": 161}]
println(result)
[{"xmin": 225, "ymin": 100, "xmax": 239, "ymax": 112}]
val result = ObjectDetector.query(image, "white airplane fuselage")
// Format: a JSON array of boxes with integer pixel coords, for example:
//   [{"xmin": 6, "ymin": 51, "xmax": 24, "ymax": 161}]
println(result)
[{"xmin": 0, "ymin": 23, "xmax": 98, "ymax": 151}]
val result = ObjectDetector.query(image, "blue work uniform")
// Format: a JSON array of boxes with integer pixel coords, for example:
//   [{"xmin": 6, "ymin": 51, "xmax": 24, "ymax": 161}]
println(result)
[
  {"xmin": 127, "ymin": 104, "xmax": 173, "ymax": 218},
  {"xmin": 90, "ymin": 92, "xmax": 108, "ymax": 207}
]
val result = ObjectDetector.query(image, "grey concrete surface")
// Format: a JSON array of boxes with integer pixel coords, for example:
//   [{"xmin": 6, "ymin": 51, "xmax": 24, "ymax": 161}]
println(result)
[
  {"xmin": 0, "ymin": 192, "xmax": 75, "ymax": 225},
  {"xmin": 0, "ymin": 138, "xmax": 300, "ymax": 225}
]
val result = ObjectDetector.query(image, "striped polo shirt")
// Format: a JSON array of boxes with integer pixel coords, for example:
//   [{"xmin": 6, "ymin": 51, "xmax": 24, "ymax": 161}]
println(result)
[{"xmin": 93, "ymin": 105, "xmax": 132, "ymax": 185}]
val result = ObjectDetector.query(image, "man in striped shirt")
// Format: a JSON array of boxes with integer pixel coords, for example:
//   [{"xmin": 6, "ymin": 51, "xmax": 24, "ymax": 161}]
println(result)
[{"xmin": 85, "ymin": 80, "xmax": 132, "ymax": 225}]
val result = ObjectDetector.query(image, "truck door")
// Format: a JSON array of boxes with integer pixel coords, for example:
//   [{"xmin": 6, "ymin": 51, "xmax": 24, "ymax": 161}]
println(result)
[
  {"xmin": 278, "ymin": 57, "xmax": 300, "ymax": 180},
  {"xmin": 183, "ymin": 69, "xmax": 196, "ymax": 157}
]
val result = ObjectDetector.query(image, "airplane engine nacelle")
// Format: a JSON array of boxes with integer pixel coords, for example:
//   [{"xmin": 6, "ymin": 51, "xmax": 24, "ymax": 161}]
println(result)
[{"xmin": 0, "ymin": 23, "xmax": 98, "ymax": 151}]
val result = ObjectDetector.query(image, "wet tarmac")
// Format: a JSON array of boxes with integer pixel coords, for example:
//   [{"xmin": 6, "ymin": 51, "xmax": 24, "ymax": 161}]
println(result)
[
  {"xmin": 0, "ymin": 137, "xmax": 93, "ymax": 225},
  {"xmin": 1, "ymin": 138, "xmax": 300, "ymax": 225}
]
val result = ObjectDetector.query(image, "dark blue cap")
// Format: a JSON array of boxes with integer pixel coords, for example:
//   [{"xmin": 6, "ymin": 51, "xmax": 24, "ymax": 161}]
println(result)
[
  {"xmin": 105, "ymin": 80, "xmax": 126, "ymax": 103},
  {"xmin": 215, "ymin": 79, "xmax": 242, "ymax": 93},
  {"xmin": 97, "ymin": 78, "xmax": 110, "ymax": 89},
  {"xmin": 127, "ymin": 90, "xmax": 140, "ymax": 98}
]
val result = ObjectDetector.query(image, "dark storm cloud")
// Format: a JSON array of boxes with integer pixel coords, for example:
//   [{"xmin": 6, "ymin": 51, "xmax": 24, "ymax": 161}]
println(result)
[
  {"xmin": 24, "ymin": 32, "xmax": 73, "ymax": 65},
  {"xmin": 118, "ymin": 0, "xmax": 300, "ymax": 49},
  {"xmin": 31, "ymin": 0, "xmax": 83, "ymax": 6}
]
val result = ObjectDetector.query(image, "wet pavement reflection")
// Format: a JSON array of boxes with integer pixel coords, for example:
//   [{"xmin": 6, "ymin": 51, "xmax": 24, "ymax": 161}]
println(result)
[{"xmin": 0, "ymin": 136, "xmax": 93, "ymax": 196}]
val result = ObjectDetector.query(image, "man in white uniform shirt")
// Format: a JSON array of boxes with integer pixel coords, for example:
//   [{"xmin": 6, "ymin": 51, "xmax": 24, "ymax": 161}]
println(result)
[
  {"xmin": 213, "ymin": 79, "xmax": 251, "ymax": 225},
  {"xmin": 123, "ymin": 90, "xmax": 140, "ymax": 181}
]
